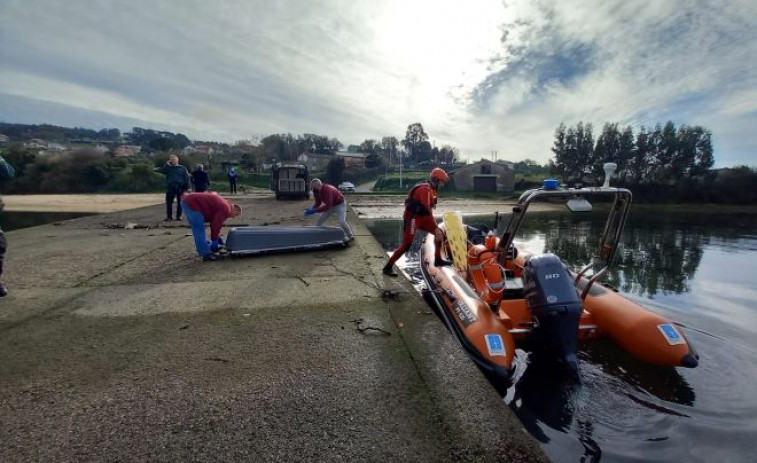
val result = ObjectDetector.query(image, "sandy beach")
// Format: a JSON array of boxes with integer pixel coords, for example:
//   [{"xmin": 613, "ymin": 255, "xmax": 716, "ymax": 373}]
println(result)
[{"xmin": 2, "ymin": 194, "xmax": 165, "ymax": 213}]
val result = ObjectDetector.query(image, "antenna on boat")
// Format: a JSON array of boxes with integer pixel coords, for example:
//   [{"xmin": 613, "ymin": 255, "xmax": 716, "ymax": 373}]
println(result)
[{"xmin": 602, "ymin": 163, "xmax": 617, "ymax": 187}]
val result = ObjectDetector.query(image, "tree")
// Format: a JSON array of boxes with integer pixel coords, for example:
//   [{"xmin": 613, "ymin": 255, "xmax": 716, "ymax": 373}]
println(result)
[
  {"xmin": 564, "ymin": 125, "xmax": 580, "ymax": 180},
  {"xmin": 97, "ymin": 128, "xmax": 121, "ymax": 141},
  {"xmin": 148, "ymin": 136, "xmax": 176, "ymax": 152},
  {"xmin": 551, "ymin": 123, "xmax": 568, "ymax": 179},
  {"xmin": 325, "ymin": 156, "xmax": 345, "ymax": 184},
  {"xmin": 617, "ymin": 126, "xmax": 635, "ymax": 180},
  {"xmin": 592, "ymin": 123, "xmax": 620, "ymax": 177},
  {"xmin": 380, "ymin": 136, "xmax": 399, "ymax": 166},
  {"xmin": 365, "ymin": 153, "xmax": 384, "ymax": 169},
  {"xmin": 576, "ymin": 122, "xmax": 594, "ymax": 179},
  {"xmin": 358, "ymin": 139, "xmax": 378, "ymax": 155},
  {"xmin": 552, "ymin": 122, "xmax": 593, "ymax": 181},
  {"xmin": 630, "ymin": 126, "xmax": 652, "ymax": 182},
  {"xmin": 416, "ymin": 140, "xmax": 433, "ymax": 164},
  {"xmin": 514, "ymin": 159, "xmax": 547, "ymax": 176},
  {"xmin": 438, "ymin": 145, "xmax": 458, "ymax": 164},
  {"xmin": 329, "ymin": 137, "xmax": 344, "ymax": 152},
  {"xmin": 677, "ymin": 125, "xmax": 713, "ymax": 178},
  {"xmin": 262, "ymin": 134, "xmax": 287, "ymax": 162},
  {"xmin": 401, "ymin": 123, "xmax": 428, "ymax": 164}
]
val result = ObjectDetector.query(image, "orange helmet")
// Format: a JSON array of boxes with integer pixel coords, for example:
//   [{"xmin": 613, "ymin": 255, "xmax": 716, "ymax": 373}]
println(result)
[{"xmin": 430, "ymin": 167, "xmax": 449, "ymax": 183}]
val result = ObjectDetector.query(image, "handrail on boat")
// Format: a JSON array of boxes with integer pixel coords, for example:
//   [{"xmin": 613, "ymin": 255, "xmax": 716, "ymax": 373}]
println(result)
[{"xmin": 496, "ymin": 185, "xmax": 633, "ymax": 300}]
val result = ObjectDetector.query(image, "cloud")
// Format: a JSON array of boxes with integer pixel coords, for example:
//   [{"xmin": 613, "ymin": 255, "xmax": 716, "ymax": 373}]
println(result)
[{"xmin": 1, "ymin": 0, "xmax": 756, "ymax": 167}]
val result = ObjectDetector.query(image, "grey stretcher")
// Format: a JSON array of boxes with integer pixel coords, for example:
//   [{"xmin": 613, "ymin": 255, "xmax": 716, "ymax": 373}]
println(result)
[{"xmin": 225, "ymin": 226, "xmax": 348, "ymax": 256}]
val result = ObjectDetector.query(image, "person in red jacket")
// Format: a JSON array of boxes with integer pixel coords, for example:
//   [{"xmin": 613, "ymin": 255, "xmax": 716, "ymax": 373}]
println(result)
[
  {"xmin": 383, "ymin": 168, "xmax": 451, "ymax": 277},
  {"xmin": 180, "ymin": 192, "xmax": 241, "ymax": 261},
  {"xmin": 304, "ymin": 178, "xmax": 354, "ymax": 242}
]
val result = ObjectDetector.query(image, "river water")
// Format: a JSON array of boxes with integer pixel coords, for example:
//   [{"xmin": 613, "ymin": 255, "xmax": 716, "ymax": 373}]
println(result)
[{"xmin": 364, "ymin": 207, "xmax": 757, "ymax": 463}]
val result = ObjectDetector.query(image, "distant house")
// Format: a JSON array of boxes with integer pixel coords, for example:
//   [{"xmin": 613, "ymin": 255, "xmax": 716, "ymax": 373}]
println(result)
[
  {"xmin": 293, "ymin": 153, "xmax": 325, "ymax": 172},
  {"xmin": 183, "ymin": 144, "xmax": 215, "ymax": 156},
  {"xmin": 335, "ymin": 151, "xmax": 367, "ymax": 168},
  {"xmin": 0, "ymin": 134, "xmax": 9, "ymax": 143},
  {"xmin": 114, "ymin": 145, "xmax": 141, "ymax": 157},
  {"xmin": 450, "ymin": 160, "xmax": 514, "ymax": 192}
]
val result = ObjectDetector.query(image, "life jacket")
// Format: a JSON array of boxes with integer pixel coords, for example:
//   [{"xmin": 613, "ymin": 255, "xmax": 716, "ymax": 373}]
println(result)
[{"xmin": 404, "ymin": 182, "xmax": 437, "ymax": 216}]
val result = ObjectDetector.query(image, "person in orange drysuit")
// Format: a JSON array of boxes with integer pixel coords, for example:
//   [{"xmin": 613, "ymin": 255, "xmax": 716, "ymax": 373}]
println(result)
[{"xmin": 383, "ymin": 168, "xmax": 451, "ymax": 277}]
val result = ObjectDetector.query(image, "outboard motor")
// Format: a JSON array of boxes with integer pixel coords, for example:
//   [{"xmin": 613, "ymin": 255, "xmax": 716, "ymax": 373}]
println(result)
[{"xmin": 523, "ymin": 253, "xmax": 583, "ymax": 379}]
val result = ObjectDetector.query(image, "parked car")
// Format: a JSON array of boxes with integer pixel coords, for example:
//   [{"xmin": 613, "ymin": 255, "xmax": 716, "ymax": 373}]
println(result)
[{"xmin": 338, "ymin": 181, "xmax": 355, "ymax": 193}]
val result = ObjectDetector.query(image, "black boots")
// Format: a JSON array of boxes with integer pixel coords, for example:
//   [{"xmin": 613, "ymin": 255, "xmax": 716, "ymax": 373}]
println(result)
[
  {"xmin": 382, "ymin": 264, "xmax": 398, "ymax": 277},
  {"xmin": 434, "ymin": 257, "xmax": 453, "ymax": 267}
]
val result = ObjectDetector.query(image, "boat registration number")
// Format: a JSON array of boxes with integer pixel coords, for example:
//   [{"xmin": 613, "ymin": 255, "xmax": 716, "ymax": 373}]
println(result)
[{"xmin": 453, "ymin": 301, "xmax": 477, "ymax": 326}]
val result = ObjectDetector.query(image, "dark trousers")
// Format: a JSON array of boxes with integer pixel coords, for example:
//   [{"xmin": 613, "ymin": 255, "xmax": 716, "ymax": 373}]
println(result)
[
  {"xmin": 0, "ymin": 232, "xmax": 6, "ymax": 280},
  {"xmin": 165, "ymin": 185, "xmax": 185, "ymax": 219},
  {"xmin": 229, "ymin": 179, "xmax": 237, "ymax": 194}
]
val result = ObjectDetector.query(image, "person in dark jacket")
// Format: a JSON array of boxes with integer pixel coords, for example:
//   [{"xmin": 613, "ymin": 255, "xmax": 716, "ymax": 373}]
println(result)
[
  {"xmin": 191, "ymin": 164, "xmax": 211, "ymax": 192},
  {"xmin": 227, "ymin": 167, "xmax": 238, "ymax": 194},
  {"xmin": 156, "ymin": 154, "xmax": 191, "ymax": 221},
  {"xmin": 0, "ymin": 155, "xmax": 16, "ymax": 297},
  {"xmin": 180, "ymin": 192, "xmax": 241, "ymax": 261}
]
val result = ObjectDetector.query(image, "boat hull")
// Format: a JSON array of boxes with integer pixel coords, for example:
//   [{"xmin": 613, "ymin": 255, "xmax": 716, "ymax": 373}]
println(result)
[
  {"xmin": 420, "ymin": 224, "xmax": 699, "ymax": 376},
  {"xmin": 420, "ymin": 234, "xmax": 516, "ymax": 379},
  {"xmin": 579, "ymin": 279, "xmax": 698, "ymax": 367}
]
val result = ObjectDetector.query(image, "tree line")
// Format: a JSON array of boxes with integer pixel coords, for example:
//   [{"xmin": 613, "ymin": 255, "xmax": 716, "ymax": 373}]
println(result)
[
  {"xmin": 355, "ymin": 123, "xmax": 459, "ymax": 167},
  {"xmin": 0, "ymin": 121, "xmax": 460, "ymax": 194},
  {"xmin": 550, "ymin": 121, "xmax": 756, "ymax": 204},
  {"xmin": 550, "ymin": 121, "xmax": 714, "ymax": 183}
]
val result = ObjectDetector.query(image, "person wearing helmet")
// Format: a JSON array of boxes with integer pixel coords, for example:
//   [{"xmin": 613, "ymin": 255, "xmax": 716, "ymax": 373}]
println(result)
[{"xmin": 383, "ymin": 167, "xmax": 451, "ymax": 277}]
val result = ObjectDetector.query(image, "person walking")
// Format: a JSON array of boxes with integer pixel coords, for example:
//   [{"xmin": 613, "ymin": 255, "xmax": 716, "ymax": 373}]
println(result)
[
  {"xmin": 180, "ymin": 192, "xmax": 242, "ymax": 261},
  {"xmin": 0, "ymin": 155, "xmax": 16, "ymax": 297},
  {"xmin": 191, "ymin": 164, "xmax": 211, "ymax": 192},
  {"xmin": 156, "ymin": 154, "xmax": 191, "ymax": 221},
  {"xmin": 304, "ymin": 178, "xmax": 354, "ymax": 242},
  {"xmin": 227, "ymin": 167, "xmax": 238, "ymax": 195},
  {"xmin": 383, "ymin": 168, "xmax": 451, "ymax": 277}
]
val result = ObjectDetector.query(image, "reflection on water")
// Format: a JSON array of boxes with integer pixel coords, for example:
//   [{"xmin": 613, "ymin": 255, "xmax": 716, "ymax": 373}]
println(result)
[{"xmin": 365, "ymin": 208, "xmax": 757, "ymax": 463}]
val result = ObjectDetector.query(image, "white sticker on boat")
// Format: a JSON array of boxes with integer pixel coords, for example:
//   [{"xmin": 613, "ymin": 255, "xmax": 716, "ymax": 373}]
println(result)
[
  {"xmin": 484, "ymin": 334, "xmax": 507, "ymax": 357},
  {"xmin": 453, "ymin": 301, "xmax": 477, "ymax": 326},
  {"xmin": 657, "ymin": 324, "xmax": 685, "ymax": 345}
]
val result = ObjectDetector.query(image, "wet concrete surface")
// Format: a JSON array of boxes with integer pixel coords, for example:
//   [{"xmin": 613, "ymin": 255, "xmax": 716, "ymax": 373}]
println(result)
[{"xmin": 0, "ymin": 193, "xmax": 549, "ymax": 462}]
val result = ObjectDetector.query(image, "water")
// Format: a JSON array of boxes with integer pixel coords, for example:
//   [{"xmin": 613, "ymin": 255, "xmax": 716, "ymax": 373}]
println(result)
[
  {"xmin": 364, "ymin": 208, "xmax": 757, "ymax": 463},
  {"xmin": 1, "ymin": 211, "xmax": 93, "ymax": 231}
]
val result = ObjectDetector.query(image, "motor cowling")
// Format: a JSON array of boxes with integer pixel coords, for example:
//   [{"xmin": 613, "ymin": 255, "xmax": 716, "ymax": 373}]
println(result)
[{"xmin": 523, "ymin": 253, "xmax": 583, "ymax": 376}]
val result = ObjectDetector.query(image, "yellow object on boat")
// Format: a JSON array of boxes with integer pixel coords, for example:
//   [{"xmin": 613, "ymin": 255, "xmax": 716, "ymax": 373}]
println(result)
[{"xmin": 443, "ymin": 211, "xmax": 468, "ymax": 271}]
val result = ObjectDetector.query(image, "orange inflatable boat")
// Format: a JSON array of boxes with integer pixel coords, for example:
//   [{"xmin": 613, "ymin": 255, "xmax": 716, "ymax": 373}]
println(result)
[{"xmin": 421, "ymin": 166, "xmax": 699, "ymax": 380}]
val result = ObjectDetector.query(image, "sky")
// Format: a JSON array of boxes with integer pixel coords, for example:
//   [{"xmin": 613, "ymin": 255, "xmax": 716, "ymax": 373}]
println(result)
[{"xmin": 1, "ymin": 0, "xmax": 756, "ymax": 167}]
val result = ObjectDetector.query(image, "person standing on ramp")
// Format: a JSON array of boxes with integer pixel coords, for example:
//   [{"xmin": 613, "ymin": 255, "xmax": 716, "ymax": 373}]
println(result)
[{"xmin": 157, "ymin": 154, "xmax": 191, "ymax": 221}]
